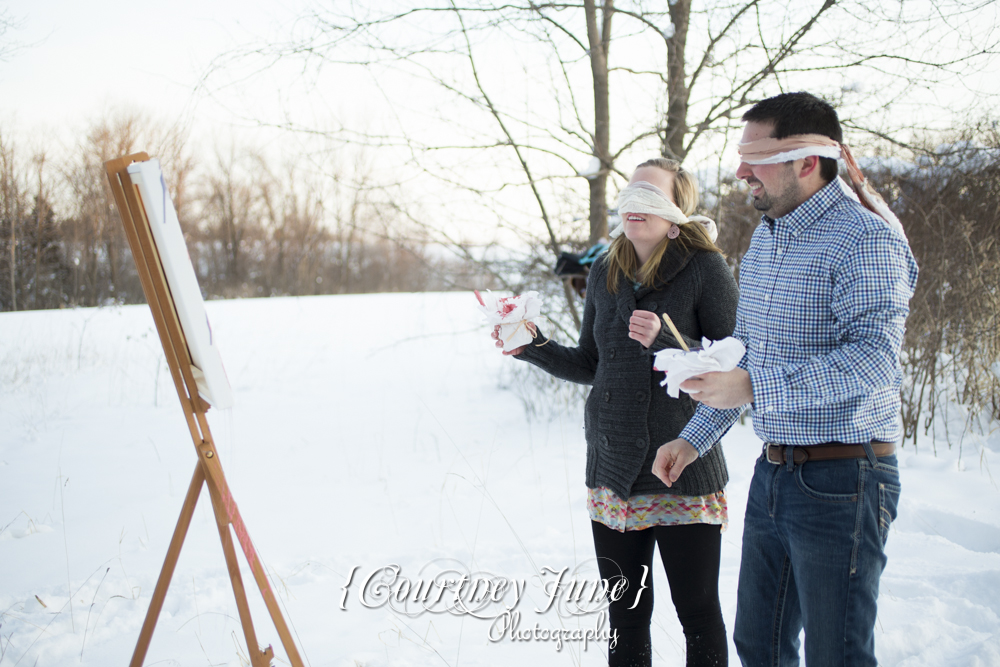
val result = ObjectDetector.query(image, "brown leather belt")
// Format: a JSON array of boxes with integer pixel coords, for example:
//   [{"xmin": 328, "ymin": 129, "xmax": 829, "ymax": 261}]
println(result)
[{"xmin": 765, "ymin": 441, "xmax": 895, "ymax": 465}]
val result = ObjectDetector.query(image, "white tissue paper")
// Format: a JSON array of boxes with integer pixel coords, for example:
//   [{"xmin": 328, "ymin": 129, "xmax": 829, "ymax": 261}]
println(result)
[
  {"xmin": 653, "ymin": 337, "xmax": 746, "ymax": 398},
  {"xmin": 476, "ymin": 290, "xmax": 543, "ymax": 351}
]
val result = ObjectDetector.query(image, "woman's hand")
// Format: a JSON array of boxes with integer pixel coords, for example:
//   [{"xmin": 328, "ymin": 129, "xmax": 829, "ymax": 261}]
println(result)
[
  {"xmin": 491, "ymin": 322, "xmax": 537, "ymax": 356},
  {"xmin": 628, "ymin": 310, "xmax": 662, "ymax": 348},
  {"xmin": 652, "ymin": 438, "xmax": 699, "ymax": 487}
]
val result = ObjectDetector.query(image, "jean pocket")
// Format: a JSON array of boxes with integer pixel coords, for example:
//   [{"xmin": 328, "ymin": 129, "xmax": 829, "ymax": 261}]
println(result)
[
  {"xmin": 875, "ymin": 461, "xmax": 900, "ymax": 477},
  {"xmin": 794, "ymin": 460, "xmax": 861, "ymax": 503},
  {"xmin": 878, "ymin": 481, "xmax": 901, "ymax": 546}
]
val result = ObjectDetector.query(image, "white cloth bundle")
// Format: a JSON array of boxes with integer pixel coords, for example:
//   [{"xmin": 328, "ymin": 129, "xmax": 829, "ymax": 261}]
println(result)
[
  {"xmin": 612, "ymin": 181, "xmax": 719, "ymax": 242},
  {"xmin": 653, "ymin": 337, "xmax": 746, "ymax": 398},
  {"xmin": 476, "ymin": 290, "xmax": 543, "ymax": 351}
]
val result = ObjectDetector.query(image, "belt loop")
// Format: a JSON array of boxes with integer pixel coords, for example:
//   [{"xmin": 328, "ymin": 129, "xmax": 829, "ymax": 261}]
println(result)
[
  {"xmin": 862, "ymin": 440, "xmax": 878, "ymax": 466},
  {"xmin": 785, "ymin": 446, "xmax": 795, "ymax": 472}
]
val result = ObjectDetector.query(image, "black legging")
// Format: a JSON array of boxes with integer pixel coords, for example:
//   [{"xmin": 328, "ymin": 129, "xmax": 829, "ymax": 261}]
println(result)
[{"xmin": 591, "ymin": 520, "xmax": 728, "ymax": 667}]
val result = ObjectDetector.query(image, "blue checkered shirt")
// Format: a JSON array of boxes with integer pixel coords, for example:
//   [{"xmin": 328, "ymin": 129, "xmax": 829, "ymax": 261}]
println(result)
[{"xmin": 681, "ymin": 179, "xmax": 919, "ymax": 455}]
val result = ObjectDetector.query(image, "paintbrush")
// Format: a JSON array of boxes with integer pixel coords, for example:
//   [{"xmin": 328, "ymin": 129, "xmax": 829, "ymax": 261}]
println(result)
[{"xmin": 661, "ymin": 313, "xmax": 690, "ymax": 352}]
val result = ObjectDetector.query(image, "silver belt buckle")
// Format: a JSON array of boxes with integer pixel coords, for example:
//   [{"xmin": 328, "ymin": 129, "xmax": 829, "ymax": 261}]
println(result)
[{"xmin": 765, "ymin": 443, "xmax": 781, "ymax": 464}]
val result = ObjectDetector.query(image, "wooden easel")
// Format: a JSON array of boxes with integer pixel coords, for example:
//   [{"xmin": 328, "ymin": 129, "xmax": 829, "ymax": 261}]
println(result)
[{"xmin": 104, "ymin": 154, "xmax": 304, "ymax": 667}]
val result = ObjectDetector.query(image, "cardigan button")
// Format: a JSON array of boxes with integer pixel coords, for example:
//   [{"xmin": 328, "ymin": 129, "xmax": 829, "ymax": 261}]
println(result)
[
  {"xmin": 601, "ymin": 435, "xmax": 609, "ymax": 446},
  {"xmin": 635, "ymin": 438, "xmax": 646, "ymax": 450},
  {"xmin": 604, "ymin": 391, "xmax": 611, "ymax": 402},
  {"xmin": 646, "ymin": 302, "xmax": 657, "ymax": 310},
  {"xmin": 609, "ymin": 348, "xmax": 616, "ymax": 359},
  {"xmin": 635, "ymin": 391, "xmax": 645, "ymax": 402}
]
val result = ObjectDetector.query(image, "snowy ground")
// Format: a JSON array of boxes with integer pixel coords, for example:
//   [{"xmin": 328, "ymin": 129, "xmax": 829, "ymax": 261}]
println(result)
[{"xmin": 1, "ymin": 292, "xmax": 999, "ymax": 666}]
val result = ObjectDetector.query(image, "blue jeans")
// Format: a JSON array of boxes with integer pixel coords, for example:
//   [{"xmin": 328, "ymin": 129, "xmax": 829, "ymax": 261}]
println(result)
[{"xmin": 733, "ymin": 448, "xmax": 900, "ymax": 667}]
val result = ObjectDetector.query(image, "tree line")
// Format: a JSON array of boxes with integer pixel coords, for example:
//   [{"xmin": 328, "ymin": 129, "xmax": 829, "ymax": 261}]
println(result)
[{"xmin": 0, "ymin": 112, "xmax": 495, "ymax": 312}]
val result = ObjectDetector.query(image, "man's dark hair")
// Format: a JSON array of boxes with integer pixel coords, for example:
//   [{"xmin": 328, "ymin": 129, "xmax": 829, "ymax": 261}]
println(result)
[{"xmin": 742, "ymin": 92, "xmax": 842, "ymax": 183}]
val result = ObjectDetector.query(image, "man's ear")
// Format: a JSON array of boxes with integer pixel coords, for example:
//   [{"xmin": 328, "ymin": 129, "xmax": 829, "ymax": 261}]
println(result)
[{"xmin": 798, "ymin": 155, "xmax": 820, "ymax": 179}]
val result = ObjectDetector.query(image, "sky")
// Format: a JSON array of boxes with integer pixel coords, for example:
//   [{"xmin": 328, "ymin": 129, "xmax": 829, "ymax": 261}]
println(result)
[
  {"xmin": 4, "ymin": 1, "xmax": 997, "ymax": 155},
  {"xmin": 0, "ymin": 0, "xmax": 310, "ymax": 149}
]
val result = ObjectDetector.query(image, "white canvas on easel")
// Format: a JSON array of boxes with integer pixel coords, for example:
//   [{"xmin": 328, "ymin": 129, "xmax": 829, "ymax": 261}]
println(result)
[{"xmin": 127, "ymin": 159, "xmax": 234, "ymax": 409}]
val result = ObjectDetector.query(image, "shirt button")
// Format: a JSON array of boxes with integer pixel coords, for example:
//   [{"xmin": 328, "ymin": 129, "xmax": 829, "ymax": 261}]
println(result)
[
  {"xmin": 635, "ymin": 438, "xmax": 646, "ymax": 450},
  {"xmin": 604, "ymin": 391, "xmax": 611, "ymax": 402}
]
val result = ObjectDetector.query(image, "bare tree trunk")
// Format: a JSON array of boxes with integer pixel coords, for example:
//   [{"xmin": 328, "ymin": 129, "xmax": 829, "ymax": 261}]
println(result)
[
  {"xmin": 7, "ymin": 215, "xmax": 12, "ymax": 310},
  {"xmin": 34, "ymin": 152, "xmax": 45, "ymax": 308},
  {"xmin": 585, "ymin": 0, "xmax": 613, "ymax": 244},
  {"xmin": 227, "ymin": 180, "xmax": 240, "ymax": 286},
  {"xmin": 1, "ymin": 133, "xmax": 18, "ymax": 311},
  {"xmin": 663, "ymin": 0, "xmax": 691, "ymax": 161},
  {"xmin": 6, "ymin": 200, "xmax": 14, "ymax": 311}
]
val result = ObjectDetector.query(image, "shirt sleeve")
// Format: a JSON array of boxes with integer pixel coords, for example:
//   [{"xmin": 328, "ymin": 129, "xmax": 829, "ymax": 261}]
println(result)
[
  {"xmin": 678, "ymin": 316, "xmax": 750, "ymax": 456},
  {"xmin": 515, "ymin": 262, "xmax": 601, "ymax": 385},
  {"xmin": 748, "ymin": 227, "xmax": 917, "ymax": 414},
  {"xmin": 676, "ymin": 253, "xmax": 746, "ymax": 456}
]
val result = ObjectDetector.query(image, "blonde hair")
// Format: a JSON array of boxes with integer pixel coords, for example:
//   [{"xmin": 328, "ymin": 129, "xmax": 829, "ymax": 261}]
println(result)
[{"xmin": 605, "ymin": 159, "xmax": 723, "ymax": 292}]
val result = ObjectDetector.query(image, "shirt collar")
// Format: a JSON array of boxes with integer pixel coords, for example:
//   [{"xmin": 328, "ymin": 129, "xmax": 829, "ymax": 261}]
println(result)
[{"xmin": 761, "ymin": 178, "xmax": 847, "ymax": 236}]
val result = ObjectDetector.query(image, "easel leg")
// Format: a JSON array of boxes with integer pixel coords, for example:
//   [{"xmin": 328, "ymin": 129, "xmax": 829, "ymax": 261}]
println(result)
[
  {"xmin": 205, "ymin": 477, "xmax": 274, "ymax": 667},
  {"xmin": 198, "ymin": 447, "xmax": 305, "ymax": 667},
  {"xmin": 231, "ymin": 511, "xmax": 306, "ymax": 667},
  {"xmin": 130, "ymin": 464, "xmax": 205, "ymax": 667}
]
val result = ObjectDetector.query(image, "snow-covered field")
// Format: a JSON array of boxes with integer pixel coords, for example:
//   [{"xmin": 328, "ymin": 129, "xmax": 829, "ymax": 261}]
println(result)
[{"xmin": 1, "ymin": 292, "xmax": 998, "ymax": 666}]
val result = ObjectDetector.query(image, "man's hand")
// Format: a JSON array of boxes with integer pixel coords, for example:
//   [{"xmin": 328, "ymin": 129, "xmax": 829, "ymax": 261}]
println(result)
[
  {"xmin": 628, "ymin": 310, "xmax": 662, "ymax": 348},
  {"xmin": 491, "ymin": 322, "xmax": 537, "ymax": 356},
  {"xmin": 652, "ymin": 438, "xmax": 699, "ymax": 487},
  {"xmin": 682, "ymin": 368, "xmax": 753, "ymax": 409}
]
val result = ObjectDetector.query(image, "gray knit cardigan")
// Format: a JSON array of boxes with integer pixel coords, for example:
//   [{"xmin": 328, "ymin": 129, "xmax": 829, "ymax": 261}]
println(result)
[{"xmin": 517, "ymin": 244, "xmax": 739, "ymax": 499}]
